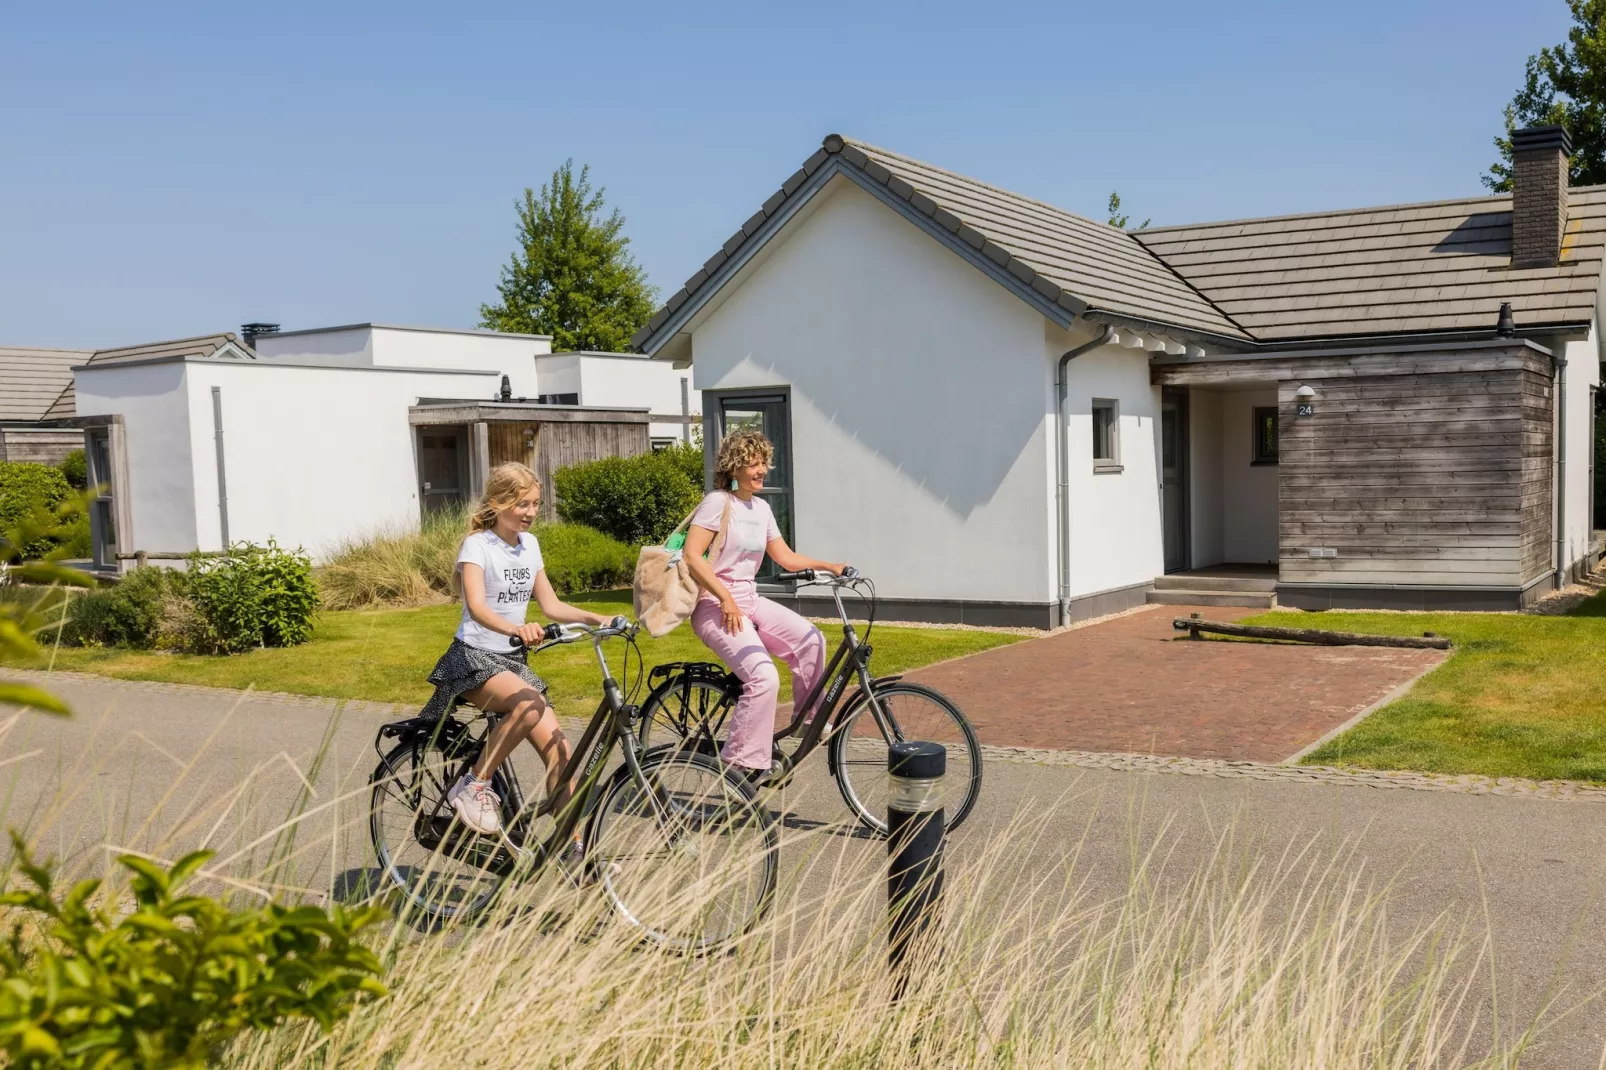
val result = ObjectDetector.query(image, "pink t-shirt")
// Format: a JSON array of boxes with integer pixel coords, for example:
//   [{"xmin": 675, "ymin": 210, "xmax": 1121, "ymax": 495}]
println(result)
[{"xmin": 691, "ymin": 491, "xmax": 780, "ymax": 601}]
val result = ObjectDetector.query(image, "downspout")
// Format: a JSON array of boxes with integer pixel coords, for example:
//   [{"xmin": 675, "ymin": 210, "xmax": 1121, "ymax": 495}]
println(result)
[
  {"xmin": 1555, "ymin": 353, "xmax": 1569, "ymax": 586},
  {"xmin": 211, "ymin": 386, "xmax": 230, "ymax": 548},
  {"xmin": 1055, "ymin": 326, "xmax": 1116, "ymax": 626}
]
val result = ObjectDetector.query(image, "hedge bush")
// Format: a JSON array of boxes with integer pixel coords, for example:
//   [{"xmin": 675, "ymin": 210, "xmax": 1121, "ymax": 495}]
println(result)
[
  {"xmin": 553, "ymin": 446, "xmax": 703, "ymax": 545},
  {"xmin": 537, "ymin": 522, "xmax": 637, "ymax": 595},
  {"xmin": 0, "ymin": 462, "xmax": 72, "ymax": 560},
  {"xmin": 63, "ymin": 566, "xmax": 179, "ymax": 649},
  {"xmin": 186, "ymin": 541, "xmax": 319, "ymax": 654},
  {"xmin": 57, "ymin": 449, "xmax": 87, "ymax": 490}
]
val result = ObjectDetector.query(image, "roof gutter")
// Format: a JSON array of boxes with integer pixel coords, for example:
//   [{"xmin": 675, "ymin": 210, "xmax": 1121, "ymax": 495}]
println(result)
[{"xmin": 1056, "ymin": 325, "xmax": 1116, "ymax": 626}]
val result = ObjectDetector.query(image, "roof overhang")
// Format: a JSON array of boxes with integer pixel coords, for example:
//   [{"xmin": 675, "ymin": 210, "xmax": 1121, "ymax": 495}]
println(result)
[
  {"xmin": 1150, "ymin": 337, "xmax": 1555, "ymax": 387},
  {"xmin": 408, "ymin": 401, "xmax": 651, "ymax": 425}
]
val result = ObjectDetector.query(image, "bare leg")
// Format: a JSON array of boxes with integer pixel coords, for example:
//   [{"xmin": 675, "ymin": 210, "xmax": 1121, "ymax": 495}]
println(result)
[{"xmin": 463, "ymin": 672, "xmax": 574, "ymax": 805}]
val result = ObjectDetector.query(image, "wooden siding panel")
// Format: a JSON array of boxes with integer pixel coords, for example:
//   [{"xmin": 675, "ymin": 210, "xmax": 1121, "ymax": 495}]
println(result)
[
  {"xmin": 536, "ymin": 421, "xmax": 651, "ymax": 521},
  {"xmin": 1277, "ymin": 365, "xmax": 1553, "ymax": 589}
]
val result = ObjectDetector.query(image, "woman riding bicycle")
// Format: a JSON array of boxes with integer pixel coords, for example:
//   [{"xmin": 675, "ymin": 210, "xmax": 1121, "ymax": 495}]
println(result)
[
  {"xmin": 684, "ymin": 430, "xmax": 846, "ymax": 780},
  {"xmin": 422, "ymin": 462, "xmax": 621, "ymax": 835}
]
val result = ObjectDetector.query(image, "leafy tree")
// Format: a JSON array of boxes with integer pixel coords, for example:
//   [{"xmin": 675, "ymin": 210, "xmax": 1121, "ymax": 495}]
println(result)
[
  {"xmin": 480, "ymin": 160, "xmax": 657, "ymax": 351},
  {"xmin": 1484, "ymin": 0, "xmax": 1606, "ymax": 190},
  {"xmin": 1106, "ymin": 191, "xmax": 1149, "ymax": 230}
]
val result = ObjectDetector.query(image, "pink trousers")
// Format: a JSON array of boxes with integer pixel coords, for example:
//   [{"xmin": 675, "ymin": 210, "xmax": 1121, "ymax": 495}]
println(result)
[{"xmin": 690, "ymin": 589, "xmax": 827, "ymax": 771}]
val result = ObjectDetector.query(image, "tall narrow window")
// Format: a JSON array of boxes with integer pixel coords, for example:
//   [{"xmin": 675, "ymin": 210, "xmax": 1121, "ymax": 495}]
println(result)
[
  {"xmin": 1092, "ymin": 399, "xmax": 1121, "ymax": 472},
  {"xmin": 717, "ymin": 393, "xmax": 792, "ymax": 581},
  {"xmin": 1252, "ymin": 406, "xmax": 1279, "ymax": 465}
]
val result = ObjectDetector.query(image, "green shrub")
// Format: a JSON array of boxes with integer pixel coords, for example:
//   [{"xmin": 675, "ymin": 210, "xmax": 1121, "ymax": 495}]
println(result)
[
  {"xmin": 553, "ymin": 449, "xmax": 702, "ymax": 545},
  {"xmin": 63, "ymin": 566, "xmax": 178, "ymax": 649},
  {"xmin": 0, "ymin": 463, "xmax": 72, "ymax": 560},
  {"xmin": 186, "ymin": 541, "xmax": 319, "ymax": 654},
  {"xmin": 57, "ymin": 449, "xmax": 87, "ymax": 490},
  {"xmin": 0, "ymin": 836, "xmax": 386, "ymax": 1069},
  {"xmin": 537, "ymin": 521, "xmax": 636, "ymax": 594}
]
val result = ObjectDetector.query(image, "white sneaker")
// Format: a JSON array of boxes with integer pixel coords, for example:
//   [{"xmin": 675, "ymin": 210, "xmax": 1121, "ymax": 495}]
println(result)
[{"xmin": 447, "ymin": 774, "xmax": 502, "ymax": 835}]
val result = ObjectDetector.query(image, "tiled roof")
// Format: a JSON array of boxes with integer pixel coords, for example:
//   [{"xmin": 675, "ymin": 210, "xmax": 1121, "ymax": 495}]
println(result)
[
  {"xmin": 1133, "ymin": 189, "xmax": 1606, "ymax": 340},
  {"xmin": 43, "ymin": 333, "xmax": 249, "ymax": 423},
  {"xmin": 635, "ymin": 135, "xmax": 1606, "ymax": 353},
  {"xmin": 0, "ymin": 347, "xmax": 92, "ymax": 422}
]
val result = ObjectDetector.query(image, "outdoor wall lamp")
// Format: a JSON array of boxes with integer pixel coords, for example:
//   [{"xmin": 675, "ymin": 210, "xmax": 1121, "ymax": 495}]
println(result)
[{"xmin": 1294, "ymin": 384, "xmax": 1316, "ymax": 417}]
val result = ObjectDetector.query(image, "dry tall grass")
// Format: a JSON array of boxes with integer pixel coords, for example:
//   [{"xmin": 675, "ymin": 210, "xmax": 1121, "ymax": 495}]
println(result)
[
  {"xmin": 0, "ymin": 694, "xmax": 1552, "ymax": 1069},
  {"xmin": 317, "ymin": 510, "xmax": 465, "ymax": 611}
]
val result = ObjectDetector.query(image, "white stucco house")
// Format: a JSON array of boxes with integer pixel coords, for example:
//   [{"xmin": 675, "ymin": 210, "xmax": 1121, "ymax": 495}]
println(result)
[
  {"xmin": 633, "ymin": 128, "xmax": 1604, "ymax": 627},
  {"xmin": 531, "ymin": 350, "xmax": 700, "ymax": 446},
  {"xmin": 63, "ymin": 323, "xmax": 698, "ymax": 571}
]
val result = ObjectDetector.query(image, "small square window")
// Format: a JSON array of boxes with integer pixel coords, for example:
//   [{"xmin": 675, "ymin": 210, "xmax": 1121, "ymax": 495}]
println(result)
[
  {"xmin": 1092, "ymin": 399, "xmax": 1121, "ymax": 471},
  {"xmin": 1253, "ymin": 406, "xmax": 1279, "ymax": 465}
]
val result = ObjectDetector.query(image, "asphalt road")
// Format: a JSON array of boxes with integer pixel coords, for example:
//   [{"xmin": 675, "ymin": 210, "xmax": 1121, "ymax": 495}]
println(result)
[{"xmin": 5, "ymin": 673, "xmax": 1606, "ymax": 1067}]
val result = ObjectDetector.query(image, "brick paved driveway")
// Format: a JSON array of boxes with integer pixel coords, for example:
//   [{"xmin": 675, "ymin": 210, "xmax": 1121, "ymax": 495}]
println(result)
[{"xmin": 904, "ymin": 605, "xmax": 1447, "ymax": 763}]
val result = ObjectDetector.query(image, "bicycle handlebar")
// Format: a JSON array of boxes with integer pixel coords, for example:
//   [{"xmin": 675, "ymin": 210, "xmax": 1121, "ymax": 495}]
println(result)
[
  {"xmin": 775, "ymin": 566, "xmax": 860, "ymax": 586},
  {"xmin": 507, "ymin": 617, "xmax": 636, "ymax": 651}
]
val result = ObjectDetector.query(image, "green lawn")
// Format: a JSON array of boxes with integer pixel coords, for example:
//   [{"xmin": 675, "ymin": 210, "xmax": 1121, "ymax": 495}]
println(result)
[
  {"xmin": 1242, "ymin": 594, "xmax": 1606, "ymax": 781},
  {"xmin": 19, "ymin": 591, "xmax": 1025, "ymax": 715}
]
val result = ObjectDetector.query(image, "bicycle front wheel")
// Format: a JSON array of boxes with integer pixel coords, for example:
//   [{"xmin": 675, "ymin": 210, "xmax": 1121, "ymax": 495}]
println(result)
[
  {"xmin": 828, "ymin": 682, "xmax": 982, "ymax": 836},
  {"xmin": 584, "ymin": 749, "xmax": 777, "ymax": 953}
]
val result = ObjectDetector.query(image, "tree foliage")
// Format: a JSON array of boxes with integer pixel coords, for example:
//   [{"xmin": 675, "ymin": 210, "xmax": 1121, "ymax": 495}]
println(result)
[
  {"xmin": 1485, "ymin": 0, "xmax": 1606, "ymax": 190},
  {"xmin": 0, "ymin": 492, "xmax": 92, "ymax": 715},
  {"xmin": 1106, "ymin": 191, "xmax": 1149, "ymax": 230},
  {"xmin": 480, "ymin": 160, "xmax": 657, "ymax": 352}
]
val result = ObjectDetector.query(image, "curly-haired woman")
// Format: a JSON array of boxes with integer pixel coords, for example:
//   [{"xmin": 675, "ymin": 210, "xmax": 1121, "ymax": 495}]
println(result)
[{"xmin": 682, "ymin": 429, "xmax": 846, "ymax": 778}]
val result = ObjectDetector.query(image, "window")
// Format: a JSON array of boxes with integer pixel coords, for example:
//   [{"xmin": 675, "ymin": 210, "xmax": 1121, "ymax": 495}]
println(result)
[
  {"xmin": 1092, "ymin": 399, "xmax": 1121, "ymax": 472},
  {"xmin": 1252, "ymin": 406, "xmax": 1279, "ymax": 465}
]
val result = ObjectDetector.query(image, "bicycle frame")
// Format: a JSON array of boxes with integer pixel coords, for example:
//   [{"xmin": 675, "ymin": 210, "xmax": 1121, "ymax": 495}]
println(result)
[{"xmin": 376, "ymin": 624, "xmax": 682, "ymax": 872}]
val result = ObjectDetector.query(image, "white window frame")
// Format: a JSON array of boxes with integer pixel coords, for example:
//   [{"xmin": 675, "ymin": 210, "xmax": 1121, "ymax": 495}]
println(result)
[{"xmin": 1092, "ymin": 398, "xmax": 1122, "ymax": 473}]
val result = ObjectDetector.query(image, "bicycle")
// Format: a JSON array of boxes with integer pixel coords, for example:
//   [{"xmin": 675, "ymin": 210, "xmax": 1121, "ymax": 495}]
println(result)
[
  {"xmin": 367, "ymin": 618, "xmax": 779, "ymax": 952},
  {"xmin": 636, "ymin": 569, "xmax": 982, "ymax": 836}
]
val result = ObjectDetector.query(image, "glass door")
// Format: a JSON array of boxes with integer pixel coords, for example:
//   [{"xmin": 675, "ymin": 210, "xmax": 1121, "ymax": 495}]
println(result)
[
  {"xmin": 1161, "ymin": 390, "xmax": 1189, "ymax": 573},
  {"xmin": 717, "ymin": 394, "xmax": 792, "ymax": 580},
  {"xmin": 417, "ymin": 427, "xmax": 468, "ymax": 516}
]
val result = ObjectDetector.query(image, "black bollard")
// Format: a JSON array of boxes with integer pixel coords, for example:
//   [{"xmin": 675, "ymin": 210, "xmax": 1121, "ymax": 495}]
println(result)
[{"xmin": 888, "ymin": 740, "xmax": 945, "ymax": 1001}]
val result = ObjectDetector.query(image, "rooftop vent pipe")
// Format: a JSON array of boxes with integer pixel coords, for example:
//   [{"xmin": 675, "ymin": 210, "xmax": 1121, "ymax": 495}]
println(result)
[{"xmin": 239, "ymin": 322, "xmax": 280, "ymax": 349}]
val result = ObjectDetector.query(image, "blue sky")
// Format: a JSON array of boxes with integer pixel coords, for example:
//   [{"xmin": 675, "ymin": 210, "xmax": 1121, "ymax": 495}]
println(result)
[{"xmin": 0, "ymin": 0, "xmax": 1578, "ymax": 348}]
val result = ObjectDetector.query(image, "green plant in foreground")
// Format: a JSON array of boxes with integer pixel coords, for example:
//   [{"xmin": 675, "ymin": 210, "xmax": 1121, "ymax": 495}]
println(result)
[
  {"xmin": 1, "ymin": 494, "xmax": 93, "ymax": 714},
  {"xmin": 0, "ymin": 836, "xmax": 387, "ymax": 1069}
]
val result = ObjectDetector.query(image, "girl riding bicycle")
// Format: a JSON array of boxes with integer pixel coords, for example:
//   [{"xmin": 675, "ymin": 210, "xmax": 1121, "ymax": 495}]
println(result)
[
  {"xmin": 684, "ymin": 429, "xmax": 846, "ymax": 779},
  {"xmin": 423, "ymin": 462, "xmax": 620, "ymax": 835}
]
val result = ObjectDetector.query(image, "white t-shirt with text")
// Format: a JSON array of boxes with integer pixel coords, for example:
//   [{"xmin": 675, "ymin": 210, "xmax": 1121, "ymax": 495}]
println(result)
[{"xmin": 456, "ymin": 529, "xmax": 545, "ymax": 651}]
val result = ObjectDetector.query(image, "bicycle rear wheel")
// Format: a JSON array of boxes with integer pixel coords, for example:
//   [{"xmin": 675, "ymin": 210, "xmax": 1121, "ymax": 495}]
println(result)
[
  {"xmin": 828, "ymin": 681, "xmax": 982, "ymax": 836},
  {"xmin": 584, "ymin": 749, "xmax": 777, "ymax": 953},
  {"xmin": 369, "ymin": 736, "xmax": 518, "ymax": 925}
]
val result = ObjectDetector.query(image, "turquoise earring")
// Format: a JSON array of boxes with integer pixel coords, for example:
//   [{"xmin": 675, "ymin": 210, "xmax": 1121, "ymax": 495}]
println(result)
[{"xmin": 730, "ymin": 479, "xmax": 738, "ymax": 490}]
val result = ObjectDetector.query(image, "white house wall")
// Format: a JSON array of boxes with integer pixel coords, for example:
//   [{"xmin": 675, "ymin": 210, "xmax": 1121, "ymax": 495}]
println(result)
[
  {"xmin": 687, "ymin": 177, "xmax": 1056, "ymax": 608},
  {"xmin": 1561, "ymin": 328, "xmax": 1600, "ymax": 574},
  {"xmin": 253, "ymin": 327, "xmax": 374, "ymax": 367},
  {"xmin": 73, "ymin": 362, "xmax": 199, "ymax": 554},
  {"xmin": 181, "ymin": 362, "xmax": 497, "ymax": 559},
  {"xmin": 571, "ymin": 354, "xmax": 700, "ymax": 442},
  {"xmin": 1061, "ymin": 345, "xmax": 1165, "ymax": 595},
  {"xmin": 371, "ymin": 327, "xmax": 546, "ymax": 398},
  {"xmin": 1219, "ymin": 388, "xmax": 1279, "ymax": 564}
]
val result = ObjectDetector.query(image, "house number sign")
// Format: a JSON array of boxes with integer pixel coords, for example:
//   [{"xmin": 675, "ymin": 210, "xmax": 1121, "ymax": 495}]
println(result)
[{"xmin": 1296, "ymin": 402, "xmax": 1315, "ymax": 417}]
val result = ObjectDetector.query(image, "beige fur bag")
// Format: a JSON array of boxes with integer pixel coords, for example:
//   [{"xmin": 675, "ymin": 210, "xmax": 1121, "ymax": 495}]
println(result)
[{"xmin": 633, "ymin": 494, "xmax": 729, "ymax": 638}]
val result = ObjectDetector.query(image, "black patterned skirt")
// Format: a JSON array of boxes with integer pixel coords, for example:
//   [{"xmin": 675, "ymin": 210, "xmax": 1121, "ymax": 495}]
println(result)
[{"xmin": 420, "ymin": 638, "xmax": 549, "ymax": 721}]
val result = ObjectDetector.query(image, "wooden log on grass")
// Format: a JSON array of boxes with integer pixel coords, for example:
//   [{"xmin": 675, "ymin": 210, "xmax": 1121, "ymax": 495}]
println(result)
[{"xmin": 1171, "ymin": 617, "xmax": 1451, "ymax": 649}]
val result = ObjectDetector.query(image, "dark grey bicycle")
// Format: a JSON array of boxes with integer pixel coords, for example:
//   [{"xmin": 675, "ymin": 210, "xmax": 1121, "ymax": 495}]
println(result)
[
  {"xmin": 368, "ymin": 619, "xmax": 778, "ymax": 952},
  {"xmin": 637, "ymin": 569, "xmax": 982, "ymax": 836}
]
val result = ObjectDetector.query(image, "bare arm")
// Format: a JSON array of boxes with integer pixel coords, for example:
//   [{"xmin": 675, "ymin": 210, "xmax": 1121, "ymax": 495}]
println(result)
[
  {"xmin": 765, "ymin": 537, "xmax": 845, "ymax": 576},
  {"xmin": 684, "ymin": 525, "xmax": 745, "ymax": 635}
]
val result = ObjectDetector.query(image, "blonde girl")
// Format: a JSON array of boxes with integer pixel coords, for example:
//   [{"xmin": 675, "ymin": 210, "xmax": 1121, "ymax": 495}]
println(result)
[{"xmin": 421, "ymin": 462, "xmax": 622, "ymax": 835}]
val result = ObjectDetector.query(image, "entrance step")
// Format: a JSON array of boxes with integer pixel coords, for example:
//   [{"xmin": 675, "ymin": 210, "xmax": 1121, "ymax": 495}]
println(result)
[
  {"xmin": 1153, "ymin": 573, "xmax": 1278, "ymax": 594},
  {"xmin": 1147, "ymin": 589, "xmax": 1276, "ymax": 609}
]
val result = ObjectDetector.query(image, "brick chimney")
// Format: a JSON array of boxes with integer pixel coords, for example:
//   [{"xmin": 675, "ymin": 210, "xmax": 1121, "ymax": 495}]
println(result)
[{"xmin": 1510, "ymin": 125, "xmax": 1572, "ymax": 268}]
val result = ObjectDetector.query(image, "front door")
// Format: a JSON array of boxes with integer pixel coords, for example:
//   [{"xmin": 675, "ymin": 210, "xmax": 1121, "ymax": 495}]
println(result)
[
  {"xmin": 417, "ymin": 427, "xmax": 468, "ymax": 515},
  {"xmin": 1161, "ymin": 390, "xmax": 1189, "ymax": 573},
  {"xmin": 717, "ymin": 393, "xmax": 792, "ymax": 581},
  {"xmin": 85, "ymin": 427, "xmax": 117, "ymax": 569}
]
